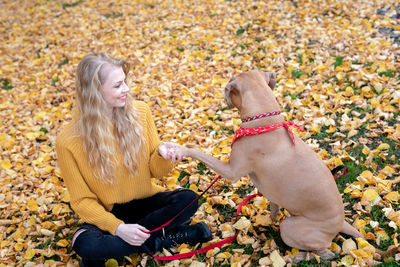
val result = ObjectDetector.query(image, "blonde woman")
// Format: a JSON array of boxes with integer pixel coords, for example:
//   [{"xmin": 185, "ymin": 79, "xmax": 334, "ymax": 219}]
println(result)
[{"xmin": 56, "ymin": 53, "xmax": 211, "ymax": 266}]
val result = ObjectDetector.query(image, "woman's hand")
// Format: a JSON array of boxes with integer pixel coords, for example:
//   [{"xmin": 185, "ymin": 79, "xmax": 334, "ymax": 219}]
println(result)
[
  {"xmin": 158, "ymin": 142, "xmax": 187, "ymax": 162},
  {"xmin": 115, "ymin": 223, "xmax": 150, "ymax": 246}
]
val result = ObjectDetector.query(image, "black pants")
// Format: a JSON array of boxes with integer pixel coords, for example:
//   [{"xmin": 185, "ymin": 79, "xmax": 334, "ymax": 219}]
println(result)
[{"xmin": 72, "ymin": 189, "xmax": 198, "ymax": 263}]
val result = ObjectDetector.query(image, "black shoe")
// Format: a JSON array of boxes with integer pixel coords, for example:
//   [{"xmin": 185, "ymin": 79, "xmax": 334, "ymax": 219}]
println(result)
[{"xmin": 155, "ymin": 222, "xmax": 212, "ymax": 251}]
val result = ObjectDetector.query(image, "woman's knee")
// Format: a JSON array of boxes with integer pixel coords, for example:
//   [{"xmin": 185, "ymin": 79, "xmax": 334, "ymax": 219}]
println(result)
[
  {"xmin": 72, "ymin": 227, "xmax": 104, "ymax": 259},
  {"xmin": 177, "ymin": 189, "xmax": 198, "ymax": 206},
  {"xmin": 175, "ymin": 189, "xmax": 199, "ymax": 214}
]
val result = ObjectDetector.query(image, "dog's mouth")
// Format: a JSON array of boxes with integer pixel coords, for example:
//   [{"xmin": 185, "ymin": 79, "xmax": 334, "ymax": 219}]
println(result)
[{"xmin": 224, "ymin": 94, "xmax": 234, "ymax": 109}]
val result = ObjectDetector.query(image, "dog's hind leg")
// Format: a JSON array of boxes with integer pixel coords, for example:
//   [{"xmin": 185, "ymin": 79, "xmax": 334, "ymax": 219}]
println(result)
[
  {"xmin": 280, "ymin": 216, "xmax": 338, "ymax": 260},
  {"xmin": 341, "ymin": 220, "xmax": 363, "ymax": 239}
]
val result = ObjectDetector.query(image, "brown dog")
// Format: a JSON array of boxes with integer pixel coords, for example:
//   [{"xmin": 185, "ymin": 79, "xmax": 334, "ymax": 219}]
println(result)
[{"xmin": 175, "ymin": 69, "xmax": 363, "ymax": 259}]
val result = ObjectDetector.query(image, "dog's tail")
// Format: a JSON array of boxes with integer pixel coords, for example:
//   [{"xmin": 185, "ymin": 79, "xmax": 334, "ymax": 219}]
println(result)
[{"xmin": 342, "ymin": 220, "xmax": 399, "ymax": 259}]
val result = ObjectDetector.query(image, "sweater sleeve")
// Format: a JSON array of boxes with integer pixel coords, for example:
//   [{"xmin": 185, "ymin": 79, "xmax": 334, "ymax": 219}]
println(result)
[
  {"xmin": 56, "ymin": 139, "xmax": 123, "ymax": 235},
  {"xmin": 144, "ymin": 104, "xmax": 174, "ymax": 178}
]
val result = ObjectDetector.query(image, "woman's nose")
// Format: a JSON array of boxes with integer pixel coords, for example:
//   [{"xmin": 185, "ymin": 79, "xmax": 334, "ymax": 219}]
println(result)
[{"xmin": 122, "ymin": 83, "xmax": 129, "ymax": 92}]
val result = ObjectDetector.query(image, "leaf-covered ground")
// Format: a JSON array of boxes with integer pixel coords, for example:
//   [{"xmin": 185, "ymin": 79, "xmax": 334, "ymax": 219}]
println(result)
[{"xmin": 0, "ymin": 0, "xmax": 399, "ymax": 266}]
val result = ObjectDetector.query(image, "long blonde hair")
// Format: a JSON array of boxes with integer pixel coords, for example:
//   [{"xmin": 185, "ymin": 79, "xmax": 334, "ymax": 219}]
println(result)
[{"xmin": 75, "ymin": 53, "xmax": 144, "ymax": 184}]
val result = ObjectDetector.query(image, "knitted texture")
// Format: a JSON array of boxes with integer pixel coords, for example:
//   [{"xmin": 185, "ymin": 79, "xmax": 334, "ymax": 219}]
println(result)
[{"xmin": 56, "ymin": 101, "xmax": 174, "ymax": 235}]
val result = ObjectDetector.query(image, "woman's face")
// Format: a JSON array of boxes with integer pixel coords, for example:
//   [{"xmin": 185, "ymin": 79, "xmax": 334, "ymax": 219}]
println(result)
[{"xmin": 101, "ymin": 65, "xmax": 129, "ymax": 108}]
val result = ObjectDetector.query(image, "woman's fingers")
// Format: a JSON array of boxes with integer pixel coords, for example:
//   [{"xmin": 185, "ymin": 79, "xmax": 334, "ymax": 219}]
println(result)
[
  {"xmin": 137, "ymin": 225, "xmax": 149, "ymax": 232},
  {"xmin": 136, "ymin": 230, "xmax": 150, "ymax": 240}
]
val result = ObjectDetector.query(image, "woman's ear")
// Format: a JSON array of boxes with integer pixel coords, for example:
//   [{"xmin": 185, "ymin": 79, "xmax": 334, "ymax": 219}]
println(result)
[{"xmin": 262, "ymin": 72, "xmax": 276, "ymax": 90}]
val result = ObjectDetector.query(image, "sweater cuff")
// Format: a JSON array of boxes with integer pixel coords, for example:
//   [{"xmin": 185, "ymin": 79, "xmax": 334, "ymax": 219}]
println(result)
[
  {"xmin": 150, "ymin": 151, "xmax": 174, "ymax": 178},
  {"xmin": 106, "ymin": 217, "xmax": 124, "ymax": 235}
]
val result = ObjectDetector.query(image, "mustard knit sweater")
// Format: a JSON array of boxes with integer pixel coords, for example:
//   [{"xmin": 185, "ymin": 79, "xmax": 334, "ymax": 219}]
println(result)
[{"xmin": 56, "ymin": 101, "xmax": 174, "ymax": 235}]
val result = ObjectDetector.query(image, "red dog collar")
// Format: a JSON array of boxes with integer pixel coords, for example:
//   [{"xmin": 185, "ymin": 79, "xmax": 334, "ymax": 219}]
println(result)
[
  {"xmin": 242, "ymin": 111, "xmax": 281, "ymax": 123},
  {"xmin": 232, "ymin": 121, "xmax": 305, "ymax": 147}
]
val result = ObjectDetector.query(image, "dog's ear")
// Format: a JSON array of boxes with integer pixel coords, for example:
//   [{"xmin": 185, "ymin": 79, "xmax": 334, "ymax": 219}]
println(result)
[
  {"xmin": 224, "ymin": 80, "xmax": 241, "ymax": 109},
  {"xmin": 262, "ymin": 72, "xmax": 276, "ymax": 90}
]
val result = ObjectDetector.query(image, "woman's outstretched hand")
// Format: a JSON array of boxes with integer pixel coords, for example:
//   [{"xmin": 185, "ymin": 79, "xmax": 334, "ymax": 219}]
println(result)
[
  {"xmin": 115, "ymin": 223, "xmax": 150, "ymax": 246},
  {"xmin": 158, "ymin": 142, "xmax": 187, "ymax": 162}
]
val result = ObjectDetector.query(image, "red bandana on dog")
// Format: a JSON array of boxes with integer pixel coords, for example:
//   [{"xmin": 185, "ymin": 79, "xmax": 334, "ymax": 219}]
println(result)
[{"xmin": 232, "ymin": 121, "xmax": 305, "ymax": 147}]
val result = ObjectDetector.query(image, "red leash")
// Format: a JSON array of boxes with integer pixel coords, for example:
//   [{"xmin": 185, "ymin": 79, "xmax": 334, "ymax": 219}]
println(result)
[
  {"xmin": 144, "ymin": 176, "xmax": 222, "ymax": 234},
  {"xmin": 151, "ymin": 193, "xmax": 263, "ymax": 260}
]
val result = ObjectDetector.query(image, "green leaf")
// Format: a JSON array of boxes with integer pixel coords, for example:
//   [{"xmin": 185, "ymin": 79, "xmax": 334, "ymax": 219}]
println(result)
[
  {"xmin": 334, "ymin": 56, "xmax": 343, "ymax": 68},
  {"xmin": 57, "ymin": 58, "xmax": 69, "ymax": 68},
  {"xmin": 62, "ymin": 0, "xmax": 83, "ymax": 9},
  {"xmin": 1, "ymin": 79, "xmax": 13, "ymax": 91},
  {"xmin": 236, "ymin": 28, "xmax": 245, "ymax": 35}
]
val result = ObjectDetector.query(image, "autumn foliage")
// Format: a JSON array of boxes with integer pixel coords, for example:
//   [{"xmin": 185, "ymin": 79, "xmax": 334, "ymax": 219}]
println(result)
[{"xmin": 0, "ymin": 0, "xmax": 399, "ymax": 266}]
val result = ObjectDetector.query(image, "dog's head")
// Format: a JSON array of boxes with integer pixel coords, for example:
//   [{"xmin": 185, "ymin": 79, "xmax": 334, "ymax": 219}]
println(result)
[{"xmin": 224, "ymin": 69, "xmax": 276, "ymax": 110}]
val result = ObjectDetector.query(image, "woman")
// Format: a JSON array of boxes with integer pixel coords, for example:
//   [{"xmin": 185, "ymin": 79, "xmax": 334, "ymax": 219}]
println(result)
[{"xmin": 56, "ymin": 53, "xmax": 212, "ymax": 266}]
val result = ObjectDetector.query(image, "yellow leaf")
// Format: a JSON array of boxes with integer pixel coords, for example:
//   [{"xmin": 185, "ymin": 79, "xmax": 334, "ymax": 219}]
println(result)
[
  {"xmin": 208, "ymin": 203, "xmax": 221, "ymax": 217},
  {"xmin": 253, "ymin": 197, "xmax": 268, "ymax": 210},
  {"xmin": 361, "ymin": 86, "xmax": 374, "ymax": 98},
  {"xmin": 189, "ymin": 184, "xmax": 198, "ymax": 193},
  {"xmin": 329, "ymin": 242, "xmax": 340, "ymax": 253},
  {"xmin": 24, "ymin": 249, "xmax": 36, "ymax": 260},
  {"xmin": 381, "ymin": 165, "xmax": 395, "ymax": 177},
  {"xmin": 61, "ymin": 192, "xmax": 70, "ymax": 202},
  {"xmin": 360, "ymin": 170, "xmax": 373, "ymax": 180},
  {"xmin": 288, "ymin": 248, "xmax": 299, "ymax": 258},
  {"xmin": 362, "ymin": 147, "xmax": 370, "ymax": 155},
  {"xmin": 312, "ymin": 252, "xmax": 320, "ymax": 263},
  {"xmin": 258, "ymin": 257, "xmax": 272, "ymax": 265},
  {"xmin": 26, "ymin": 132, "xmax": 40, "ymax": 141},
  {"xmin": 221, "ymin": 147, "xmax": 231, "ymax": 154},
  {"xmin": 44, "ymin": 165, "xmax": 54, "ymax": 174},
  {"xmin": 384, "ymin": 191, "xmax": 399, "ymax": 203},
  {"xmin": 311, "ymin": 124, "xmax": 320, "ymax": 133},
  {"xmin": 334, "ymin": 158, "xmax": 343, "ymax": 167},
  {"xmin": 340, "ymin": 255, "xmax": 354, "ymax": 266},
  {"xmin": 353, "ymin": 219, "xmax": 367, "ymax": 230},
  {"xmin": 353, "ymin": 248, "xmax": 371, "ymax": 258},
  {"xmin": 0, "ymin": 160, "xmax": 11, "ymax": 170},
  {"xmin": 345, "ymin": 86, "xmax": 354, "ymax": 96},
  {"xmin": 178, "ymin": 243, "xmax": 191, "ymax": 254},
  {"xmin": 212, "ymin": 147, "xmax": 221, "ymax": 155},
  {"xmin": 166, "ymin": 176, "xmax": 177, "ymax": 189},
  {"xmin": 357, "ymin": 238, "xmax": 373, "ymax": 249},
  {"xmin": 376, "ymin": 230, "xmax": 389, "ymax": 241},
  {"xmin": 56, "ymin": 239, "xmax": 69, "ymax": 247},
  {"xmin": 233, "ymin": 217, "xmax": 251, "ymax": 231},
  {"xmin": 14, "ymin": 243, "xmax": 23, "ymax": 251},
  {"xmin": 350, "ymin": 189, "xmax": 362, "ymax": 198},
  {"xmin": 52, "ymin": 204, "xmax": 62, "ymax": 215},
  {"xmin": 362, "ymin": 189, "xmax": 378, "ymax": 202},
  {"xmin": 216, "ymin": 252, "xmax": 231, "ymax": 259},
  {"xmin": 326, "ymin": 124, "xmax": 336, "ymax": 133},
  {"xmin": 105, "ymin": 259, "xmax": 118, "ymax": 267},
  {"xmin": 376, "ymin": 143, "xmax": 389, "ymax": 151},
  {"xmin": 342, "ymin": 239, "xmax": 357, "ymax": 254},
  {"xmin": 27, "ymin": 199, "xmax": 39, "ymax": 212},
  {"xmin": 344, "ymin": 185, "xmax": 353, "ymax": 194},
  {"xmin": 254, "ymin": 213, "xmax": 272, "ymax": 226},
  {"xmin": 370, "ymin": 99, "xmax": 379, "ymax": 108},
  {"xmin": 270, "ymin": 250, "xmax": 286, "ymax": 267}
]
